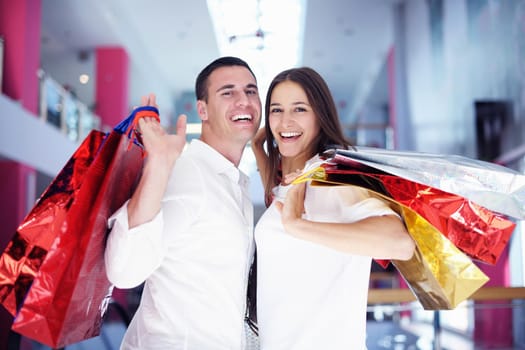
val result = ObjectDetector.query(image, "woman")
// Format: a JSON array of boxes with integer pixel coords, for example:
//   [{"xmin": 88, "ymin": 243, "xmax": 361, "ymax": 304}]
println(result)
[{"xmin": 251, "ymin": 67, "xmax": 415, "ymax": 350}]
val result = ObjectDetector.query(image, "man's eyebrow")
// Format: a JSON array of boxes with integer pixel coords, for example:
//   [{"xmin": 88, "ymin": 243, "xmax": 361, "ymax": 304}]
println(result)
[
  {"xmin": 216, "ymin": 84, "xmax": 235, "ymax": 93},
  {"xmin": 215, "ymin": 83, "xmax": 258, "ymax": 93}
]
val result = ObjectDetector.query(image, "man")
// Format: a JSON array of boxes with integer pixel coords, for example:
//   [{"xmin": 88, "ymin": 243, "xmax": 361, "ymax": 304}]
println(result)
[{"xmin": 105, "ymin": 56, "xmax": 262, "ymax": 349}]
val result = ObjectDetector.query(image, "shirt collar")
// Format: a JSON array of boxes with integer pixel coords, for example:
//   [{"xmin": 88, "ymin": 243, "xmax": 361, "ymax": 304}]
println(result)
[{"xmin": 187, "ymin": 139, "xmax": 244, "ymax": 184}]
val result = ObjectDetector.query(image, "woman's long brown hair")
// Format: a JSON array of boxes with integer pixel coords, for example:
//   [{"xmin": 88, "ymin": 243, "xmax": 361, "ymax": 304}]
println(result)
[{"xmin": 262, "ymin": 67, "xmax": 352, "ymax": 205}]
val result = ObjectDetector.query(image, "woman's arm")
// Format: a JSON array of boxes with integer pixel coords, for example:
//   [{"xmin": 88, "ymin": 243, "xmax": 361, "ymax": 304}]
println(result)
[
  {"xmin": 251, "ymin": 127, "xmax": 270, "ymax": 191},
  {"xmin": 276, "ymin": 182, "xmax": 415, "ymax": 261}
]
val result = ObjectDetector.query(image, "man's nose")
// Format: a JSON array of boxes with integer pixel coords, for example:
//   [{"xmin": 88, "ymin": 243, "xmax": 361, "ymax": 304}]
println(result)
[{"xmin": 235, "ymin": 93, "xmax": 250, "ymax": 107}]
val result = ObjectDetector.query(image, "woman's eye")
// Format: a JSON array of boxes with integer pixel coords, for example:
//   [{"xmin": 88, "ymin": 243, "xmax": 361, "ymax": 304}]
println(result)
[{"xmin": 270, "ymin": 108, "xmax": 282, "ymax": 113}]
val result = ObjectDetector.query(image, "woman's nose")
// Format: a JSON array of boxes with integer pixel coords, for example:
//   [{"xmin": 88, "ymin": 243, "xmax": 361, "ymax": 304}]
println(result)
[{"xmin": 281, "ymin": 112, "xmax": 295, "ymax": 126}]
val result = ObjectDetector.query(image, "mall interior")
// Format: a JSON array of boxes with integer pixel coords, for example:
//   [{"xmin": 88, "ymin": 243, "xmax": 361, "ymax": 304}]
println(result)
[{"xmin": 0, "ymin": 0, "xmax": 525, "ymax": 349}]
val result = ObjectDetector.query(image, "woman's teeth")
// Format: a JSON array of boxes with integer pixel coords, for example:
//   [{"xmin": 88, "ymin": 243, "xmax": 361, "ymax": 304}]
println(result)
[{"xmin": 280, "ymin": 131, "xmax": 302, "ymax": 138}]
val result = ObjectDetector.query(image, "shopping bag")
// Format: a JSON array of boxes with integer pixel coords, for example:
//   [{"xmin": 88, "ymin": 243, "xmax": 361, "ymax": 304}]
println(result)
[
  {"xmin": 0, "ymin": 130, "xmax": 105, "ymax": 316},
  {"xmin": 292, "ymin": 158, "xmax": 514, "ymax": 309},
  {"xmin": 0, "ymin": 106, "xmax": 159, "ymax": 348},
  {"xmin": 301, "ymin": 154, "xmax": 517, "ymax": 266},
  {"xmin": 326, "ymin": 147, "xmax": 525, "ymax": 220},
  {"xmin": 389, "ymin": 201, "xmax": 489, "ymax": 309},
  {"xmin": 295, "ymin": 175, "xmax": 490, "ymax": 309}
]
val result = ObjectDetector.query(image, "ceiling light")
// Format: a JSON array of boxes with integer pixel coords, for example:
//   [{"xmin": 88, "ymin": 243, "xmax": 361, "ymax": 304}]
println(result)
[
  {"xmin": 79, "ymin": 74, "xmax": 89, "ymax": 84},
  {"xmin": 207, "ymin": 0, "xmax": 307, "ymax": 99}
]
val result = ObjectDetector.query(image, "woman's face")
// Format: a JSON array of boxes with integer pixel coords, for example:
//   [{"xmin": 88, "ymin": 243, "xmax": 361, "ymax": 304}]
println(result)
[{"xmin": 268, "ymin": 80, "xmax": 320, "ymax": 164}]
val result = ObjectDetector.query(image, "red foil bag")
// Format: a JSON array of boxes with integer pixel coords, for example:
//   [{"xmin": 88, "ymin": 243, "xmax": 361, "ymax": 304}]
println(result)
[
  {"xmin": 0, "ymin": 106, "xmax": 157, "ymax": 348},
  {"xmin": 295, "ymin": 168, "xmax": 492, "ymax": 309},
  {"xmin": 319, "ymin": 159, "xmax": 516, "ymax": 266}
]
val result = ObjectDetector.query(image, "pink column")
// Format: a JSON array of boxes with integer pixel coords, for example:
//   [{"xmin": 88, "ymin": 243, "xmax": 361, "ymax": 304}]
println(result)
[
  {"xmin": 0, "ymin": 0, "xmax": 41, "ymax": 346},
  {"xmin": 94, "ymin": 46, "xmax": 130, "ymax": 311},
  {"xmin": 0, "ymin": 161, "xmax": 34, "ymax": 348},
  {"xmin": 387, "ymin": 46, "xmax": 414, "ymax": 321},
  {"xmin": 95, "ymin": 47, "xmax": 130, "ymax": 128},
  {"xmin": 0, "ymin": 0, "xmax": 40, "ymax": 248},
  {"xmin": 474, "ymin": 246, "xmax": 513, "ymax": 348},
  {"xmin": 0, "ymin": 0, "xmax": 41, "ymax": 114}
]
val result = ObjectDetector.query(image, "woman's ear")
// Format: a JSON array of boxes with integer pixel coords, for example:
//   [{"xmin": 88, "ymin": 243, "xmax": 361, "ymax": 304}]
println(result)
[{"xmin": 196, "ymin": 100, "xmax": 208, "ymax": 121}]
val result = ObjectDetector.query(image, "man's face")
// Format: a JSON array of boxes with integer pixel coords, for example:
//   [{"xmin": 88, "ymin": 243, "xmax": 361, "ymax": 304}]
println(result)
[{"xmin": 198, "ymin": 66, "xmax": 262, "ymax": 146}]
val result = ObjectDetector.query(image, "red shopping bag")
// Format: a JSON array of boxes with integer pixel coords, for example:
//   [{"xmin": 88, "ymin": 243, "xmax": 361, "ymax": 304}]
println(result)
[
  {"xmin": 293, "ymin": 163, "xmax": 494, "ymax": 309},
  {"xmin": 317, "ymin": 157, "xmax": 516, "ymax": 266},
  {"xmin": 0, "ymin": 106, "xmax": 159, "ymax": 348}
]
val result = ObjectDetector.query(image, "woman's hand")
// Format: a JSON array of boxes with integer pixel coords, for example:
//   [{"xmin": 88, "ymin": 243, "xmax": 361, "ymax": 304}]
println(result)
[
  {"xmin": 282, "ymin": 169, "xmax": 303, "ymax": 185},
  {"xmin": 252, "ymin": 127, "xmax": 270, "ymax": 190},
  {"xmin": 275, "ymin": 182, "xmax": 306, "ymax": 235},
  {"xmin": 252, "ymin": 127, "xmax": 267, "ymax": 151}
]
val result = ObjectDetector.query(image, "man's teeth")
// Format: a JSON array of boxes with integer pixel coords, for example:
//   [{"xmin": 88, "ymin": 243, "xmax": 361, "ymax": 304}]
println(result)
[
  {"xmin": 232, "ymin": 114, "xmax": 252, "ymax": 121},
  {"xmin": 280, "ymin": 131, "xmax": 302, "ymax": 138}
]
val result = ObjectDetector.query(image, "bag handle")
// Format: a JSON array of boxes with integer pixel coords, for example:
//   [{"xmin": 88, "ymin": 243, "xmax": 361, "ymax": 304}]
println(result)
[
  {"xmin": 113, "ymin": 106, "xmax": 160, "ymax": 154},
  {"xmin": 114, "ymin": 106, "xmax": 160, "ymax": 135},
  {"xmin": 129, "ymin": 106, "xmax": 161, "ymax": 137}
]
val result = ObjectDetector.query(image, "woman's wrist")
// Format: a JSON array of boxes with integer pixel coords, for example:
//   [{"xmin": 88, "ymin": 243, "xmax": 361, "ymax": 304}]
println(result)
[{"xmin": 283, "ymin": 217, "xmax": 307, "ymax": 237}]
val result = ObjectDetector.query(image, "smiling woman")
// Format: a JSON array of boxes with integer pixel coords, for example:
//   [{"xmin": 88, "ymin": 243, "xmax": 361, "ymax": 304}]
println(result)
[
  {"xmin": 250, "ymin": 67, "xmax": 414, "ymax": 350},
  {"xmin": 268, "ymin": 80, "xmax": 321, "ymax": 165}
]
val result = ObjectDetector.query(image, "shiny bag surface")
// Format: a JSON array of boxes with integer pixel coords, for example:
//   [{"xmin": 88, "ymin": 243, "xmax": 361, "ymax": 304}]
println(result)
[
  {"xmin": 0, "ymin": 130, "xmax": 105, "ymax": 316},
  {"xmin": 297, "ymin": 173, "xmax": 490, "ymax": 309},
  {"xmin": 389, "ymin": 202, "xmax": 489, "ymax": 309},
  {"xmin": 316, "ymin": 149, "xmax": 519, "ymax": 265},
  {"xmin": 293, "ymin": 151, "xmax": 518, "ymax": 309},
  {"xmin": 328, "ymin": 147, "xmax": 525, "ymax": 220},
  {"xmin": 0, "ymin": 106, "xmax": 158, "ymax": 348},
  {"xmin": 319, "ymin": 165, "xmax": 516, "ymax": 266}
]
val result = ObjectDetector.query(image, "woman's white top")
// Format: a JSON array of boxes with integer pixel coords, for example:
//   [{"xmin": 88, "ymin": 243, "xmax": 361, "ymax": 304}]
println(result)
[{"xmin": 255, "ymin": 159, "xmax": 397, "ymax": 350}]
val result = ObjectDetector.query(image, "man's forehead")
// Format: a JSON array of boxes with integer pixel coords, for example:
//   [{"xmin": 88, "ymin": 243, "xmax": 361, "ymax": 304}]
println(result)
[{"xmin": 208, "ymin": 66, "xmax": 257, "ymax": 87}]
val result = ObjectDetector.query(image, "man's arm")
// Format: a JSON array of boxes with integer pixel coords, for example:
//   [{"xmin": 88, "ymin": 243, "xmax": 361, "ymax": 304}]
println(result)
[
  {"xmin": 104, "ymin": 94, "xmax": 187, "ymax": 288},
  {"xmin": 127, "ymin": 94, "xmax": 187, "ymax": 228}
]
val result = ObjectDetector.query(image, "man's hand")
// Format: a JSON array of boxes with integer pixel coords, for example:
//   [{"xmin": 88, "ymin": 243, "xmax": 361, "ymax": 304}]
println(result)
[{"xmin": 136, "ymin": 94, "xmax": 187, "ymax": 169}]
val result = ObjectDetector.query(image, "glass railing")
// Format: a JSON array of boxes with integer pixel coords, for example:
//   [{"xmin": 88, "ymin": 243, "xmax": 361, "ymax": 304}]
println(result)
[
  {"xmin": 38, "ymin": 69, "xmax": 101, "ymax": 142},
  {"xmin": 367, "ymin": 280, "xmax": 525, "ymax": 349}
]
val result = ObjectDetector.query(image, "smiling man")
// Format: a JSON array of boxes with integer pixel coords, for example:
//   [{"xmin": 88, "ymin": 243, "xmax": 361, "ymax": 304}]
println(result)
[{"xmin": 105, "ymin": 56, "xmax": 262, "ymax": 350}]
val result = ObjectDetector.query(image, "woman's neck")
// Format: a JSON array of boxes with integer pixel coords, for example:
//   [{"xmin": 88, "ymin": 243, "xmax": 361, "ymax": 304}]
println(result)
[{"xmin": 281, "ymin": 156, "xmax": 309, "ymax": 177}]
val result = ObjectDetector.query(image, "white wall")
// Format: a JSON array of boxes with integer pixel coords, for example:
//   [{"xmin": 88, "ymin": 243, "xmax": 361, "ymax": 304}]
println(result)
[
  {"xmin": 403, "ymin": 0, "xmax": 525, "ymax": 157},
  {"xmin": 0, "ymin": 94, "xmax": 78, "ymax": 177}
]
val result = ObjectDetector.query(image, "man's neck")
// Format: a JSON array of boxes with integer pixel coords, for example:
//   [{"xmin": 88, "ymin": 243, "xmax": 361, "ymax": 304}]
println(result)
[{"xmin": 199, "ymin": 136, "xmax": 245, "ymax": 167}]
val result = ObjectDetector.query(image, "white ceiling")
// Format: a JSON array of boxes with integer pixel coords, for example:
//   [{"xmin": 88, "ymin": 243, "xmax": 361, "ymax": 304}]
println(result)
[{"xmin": 40, "ymin": 0, "xmax": 400, "ymax": 122}]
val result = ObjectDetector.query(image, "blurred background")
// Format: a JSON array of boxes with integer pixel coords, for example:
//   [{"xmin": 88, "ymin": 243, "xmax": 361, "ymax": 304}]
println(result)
[{"xmin": 1, "ymin": 0, "xmax": 525, "ymax": 349}]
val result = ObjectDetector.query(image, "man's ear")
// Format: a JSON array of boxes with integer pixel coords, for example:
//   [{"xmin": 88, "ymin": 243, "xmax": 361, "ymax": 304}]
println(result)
[{"xmin": 196, "ymin": 100, "xmax": 208, "ymax": 121}]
